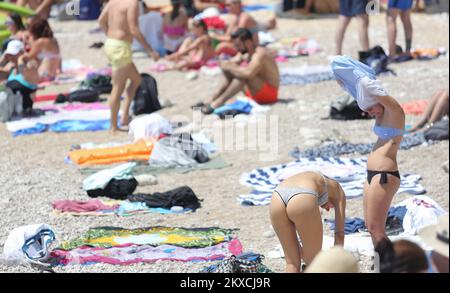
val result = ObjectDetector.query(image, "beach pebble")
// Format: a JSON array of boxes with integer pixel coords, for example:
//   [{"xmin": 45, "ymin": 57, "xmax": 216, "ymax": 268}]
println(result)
[
  {"xmin": 263, "ymin": 230, "xmax": 275, "ymax": 238},
  {"xmin": 170, "ymin": 206, "xmax": 184, "ymax": 212},
  {"xmin": 186, "ymin": 71, "xmax": 198, "ymax": 81}
]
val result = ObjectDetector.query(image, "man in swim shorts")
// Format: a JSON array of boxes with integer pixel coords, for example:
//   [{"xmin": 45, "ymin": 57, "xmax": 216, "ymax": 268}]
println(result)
[
  {"xmin": 197, "ymin": 28, "xmax": 279, "ymax": 114},
  {"xmin": 99, "ymin": 0, "xmax": 159, "ymax": 133}
]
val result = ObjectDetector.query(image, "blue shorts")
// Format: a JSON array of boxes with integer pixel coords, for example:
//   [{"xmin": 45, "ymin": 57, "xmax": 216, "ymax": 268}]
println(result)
[
  {"xmin": 388, "ymin": 0, "xmax": 413, "ymax": 10},
  {"xmin": 339, "ymin": 0, "xmax": 369, "ymax": 17}
]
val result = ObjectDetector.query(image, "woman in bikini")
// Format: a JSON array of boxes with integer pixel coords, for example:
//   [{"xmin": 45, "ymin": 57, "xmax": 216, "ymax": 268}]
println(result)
[
  {"xmin": 21, "ymin": 16, "xmax": 62, "ymax": 82},
  {"xmin": 166, "ymin": 19, "xmax": 214, "ymax": 71},
  {"xmin": 162, "ymin": 0, "xmax": 189, "ymax": 55},
  {"xmin": 332, "ymin": 55, "xmax": 405, "ymax": 247},
  {"xmin": 270, "ymin": 171, "xmax": 346, "ymax": 273}
]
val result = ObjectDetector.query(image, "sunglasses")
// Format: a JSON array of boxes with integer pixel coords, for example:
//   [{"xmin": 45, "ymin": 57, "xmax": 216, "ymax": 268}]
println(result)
[{"xmin": 5, "ymin": 20, "xmax": 14, "ymax": 26}]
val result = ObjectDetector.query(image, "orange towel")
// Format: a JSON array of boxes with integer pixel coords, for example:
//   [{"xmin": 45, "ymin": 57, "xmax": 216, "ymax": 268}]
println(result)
[
  {"xmin": 69, "ymin": 139, "xmax": 154, "ymax": 166},
  {"xmin": 401, "ymin": 99, "xmax": 429, "ymax": 116}
]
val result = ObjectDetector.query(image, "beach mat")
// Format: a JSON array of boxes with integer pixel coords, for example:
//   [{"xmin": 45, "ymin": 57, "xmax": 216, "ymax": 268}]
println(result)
[
  {"xmin": 50, "ymin": 239, "xmax": 243, "ymax": 266},
  {"xmin": 57, "ymin": 226, "xmax": 238, "ymax": 250},
  {"xmin": 78, "ymin": 155, "xmax": 231, "ymax": 176}
]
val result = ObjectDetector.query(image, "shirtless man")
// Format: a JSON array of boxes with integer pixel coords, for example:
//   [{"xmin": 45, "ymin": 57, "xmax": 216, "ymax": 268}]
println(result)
[
  {"xmin": 197, "ymin": 28, "xmax": 279, "ymax": 114},
  {"xmin": 99, "ymin": 0, "xmax": 159, "ymax": 133},
  {"xmin": 213, "ymin": 0, "xmax": 262, "ymax": 55},
  {"xmin": 17, "ymin": 0, "xmax": 57, "ymax": 19}
]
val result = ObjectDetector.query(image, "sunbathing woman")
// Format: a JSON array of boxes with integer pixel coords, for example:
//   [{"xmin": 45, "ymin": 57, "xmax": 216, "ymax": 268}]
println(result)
[
  {"xmin": 165, "ymin": 19, "xmax": 214, "ymax": 71},
  {"xmin": 163, "ymin": 0, "xmax": 189, "ymax": 55},
  {"xmin": 270, "ymin": 171, "xmax": 346, "ymax": 273},
  {"xmin": 409, "ymin": 89, "xmax": 449, "ymax": 132},
  {"xmin": 332, "ymin": 55, "xmax": 405, "ymax": 247},
  {"xmin": 21, "ymin": 17, "xmax": 62, "ymax": 82}
]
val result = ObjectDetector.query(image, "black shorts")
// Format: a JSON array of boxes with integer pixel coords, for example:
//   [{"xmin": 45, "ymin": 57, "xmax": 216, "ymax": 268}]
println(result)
[{"xmin": 339, "ymin": 0, "xmax": 369, "ymax": 17}]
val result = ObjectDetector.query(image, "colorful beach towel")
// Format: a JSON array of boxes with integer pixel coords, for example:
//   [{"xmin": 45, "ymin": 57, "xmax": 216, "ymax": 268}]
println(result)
[
  {"xmin": 238, "ymin": 157, "xmax": 426, "ymax": 205},
  {"xmin": 59, "ymin": 227, "xmax": 236, "ymax": 251},
  {"xmin": 52, "ymin": 199, "xmax": 191, "ymax": 217},
  {"xmin": 50, "ymin": 239, "xmax": 243, "ymax": 266}
]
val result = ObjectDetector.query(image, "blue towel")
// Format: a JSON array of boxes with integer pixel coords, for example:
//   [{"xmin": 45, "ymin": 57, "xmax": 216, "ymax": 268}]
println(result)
[
  {"xmin": 331, "ymin": 55, "xmax": 376, "ymax": 100},
  {"xmin": 214, "ymin": 100, "xmax": 253, "ymax": 115},
  {"xmin": 13, "ymin": 119, "xmax": 111, "ymax": 137},
  {"xmin": 325, "ymin": 217, "xmax": 366, "ymax": 235}
]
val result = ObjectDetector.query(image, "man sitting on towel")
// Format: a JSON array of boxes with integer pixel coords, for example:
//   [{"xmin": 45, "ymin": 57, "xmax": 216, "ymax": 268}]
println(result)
[{"xmin": 196, "ymin": 28, "xmax": 279, "ymax": 114}]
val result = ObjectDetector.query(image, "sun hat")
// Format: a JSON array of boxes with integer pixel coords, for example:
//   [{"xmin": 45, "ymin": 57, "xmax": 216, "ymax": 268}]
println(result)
[
  {"xmin": 419, "ymin": 214, "xmax": 449, "ymax": 258},
  {"xmin": 304, "ymin": 246, "xmax": 359, "ymax": 273}
]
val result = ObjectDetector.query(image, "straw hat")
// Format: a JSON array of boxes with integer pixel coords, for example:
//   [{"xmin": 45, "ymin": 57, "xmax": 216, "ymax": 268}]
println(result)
[
  {"xmin": 304, "ymin": 246, "xmax": 359, "ymax": 273},
  {"xmin": 419, "ymin": 214, "xmax": 449, "ymax": 258}
]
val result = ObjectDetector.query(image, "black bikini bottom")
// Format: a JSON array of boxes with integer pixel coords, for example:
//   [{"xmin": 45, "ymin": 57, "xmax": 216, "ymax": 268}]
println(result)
[{"xmin": 367, "ymin": 170, "xmax": 400, "ymax": 185}]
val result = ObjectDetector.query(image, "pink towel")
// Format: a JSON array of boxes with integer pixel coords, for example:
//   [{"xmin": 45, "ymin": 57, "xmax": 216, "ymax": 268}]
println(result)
[{"xmin": 52, "ymin": 199, "xmax": 118, "ymax": 213}]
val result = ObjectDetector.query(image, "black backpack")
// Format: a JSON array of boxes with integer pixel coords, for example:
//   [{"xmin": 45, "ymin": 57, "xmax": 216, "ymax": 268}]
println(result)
[
  {"xmin": 329, "ymin": 95, "xmax": 371, "ymax": 120},
  {"xmin": 132, "ymin": 73, "xmax": 161, "ymax": 116}
]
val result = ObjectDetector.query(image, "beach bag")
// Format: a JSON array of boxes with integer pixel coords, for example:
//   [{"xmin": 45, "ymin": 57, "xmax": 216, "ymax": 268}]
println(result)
[
  {"xmin": 2, "ymin": 224, "xmax": 55, "ymax": 266},
  {"xmin": 359, "ymin": 46, "xmax": 390, "ymax": 75},
  {"xmin": 424, "ymin": 118, "xmax": 449, "ymax": 141},
  {"xmin": 201, "ymin": 253, "xmax": 265, "ymax": 273},
  {"xmin": 329, "ymin": 95, "xmax": 371, "ymax": 120},
  {"xmin": 77, "ymin": 0, "xmax": 102, "ymax": 20},
  {"xmin": 132, "ymin": 73, "xmax": 161, "ymax": 116}
]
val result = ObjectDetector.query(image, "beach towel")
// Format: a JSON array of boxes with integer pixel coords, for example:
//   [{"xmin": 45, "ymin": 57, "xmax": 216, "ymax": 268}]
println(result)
[
  {"xmin": 289, "ymin": 132, "xmax": 429, "ymax": 158},
  {"xmin": 394, "ymin": 195, "xmax": 447, "ymax": 235},
  {"xmin": 58, "ymin": 227, "xmax": 236, "ymax": 251},
  {"xmin": 272, "ymin": 37, "xmax": 322, "ymax": 58},
  {"xmin": 78, "ymin": 155, "xmax": 231, "ymax": 176},
  {"xmin": 280, "ymin": 66, "xmax": 335, "ymax": 86},
  {"xmin": 83, "ymin": 162, "xmax": 137, "ymax": 191},
  {"xmin": 52, "ymin": 199, "xmax": 191, "ymax": 217},
  {"xmin": 52, "ymin": 199, "xmax": 119, "ymax": 213},
  {"xmin": 68, "ymin": 139, "xmax": 154, "ymax": 166},
  {"xmin": 238, "ymin": 157, "xmax": 426, "ymax": 205},
  {"xmin": 411, "ymin": 48, "xmax": 446, "ymax": 60},
  {"xmin": 6, "ymin": 108, "xmax": 111, "ymax": 136},
  {"xmin": 50, "ymin": 239, "xmax": 243, "ymax": 266},
  {"xmin": 401, "ymin": 99, "xmax": 429, "ymax": 115}
]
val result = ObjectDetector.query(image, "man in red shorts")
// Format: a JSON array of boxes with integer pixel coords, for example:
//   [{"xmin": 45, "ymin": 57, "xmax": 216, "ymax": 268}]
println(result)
[{"xmin": 196, "ymin": 28, "xmax": 279, "ymax": 114}]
